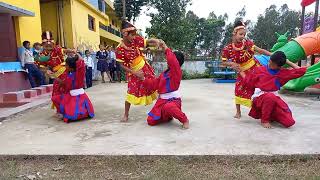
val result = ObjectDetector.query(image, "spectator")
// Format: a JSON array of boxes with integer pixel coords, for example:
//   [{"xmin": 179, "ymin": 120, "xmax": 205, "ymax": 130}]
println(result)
[
  {"xmin": 20, "ymin": 41, "xmax": 45, "ymax": 88},
  {"xmin": 96, "ymin": 44, "xmax": 111, "ymax": 83},
  {"xmin": 107, "ymin": 46, "xmax": 116, "ymax": 82},
  {"xmin": 110, "ymin": 47, "xmax": 121, "ymax": 82},
  {"xmin": 32, "ymin": 42, "xmax": 49, "ymax": 84},
  {"xmin": 84, "ymin": 50, "xmax": 94, "ymax": 88}
]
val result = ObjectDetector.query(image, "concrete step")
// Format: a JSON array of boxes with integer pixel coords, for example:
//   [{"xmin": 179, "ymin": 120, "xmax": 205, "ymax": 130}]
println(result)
[{"xmin": 0, "ymin": 84, "xmax": 53, "ymax": 108}]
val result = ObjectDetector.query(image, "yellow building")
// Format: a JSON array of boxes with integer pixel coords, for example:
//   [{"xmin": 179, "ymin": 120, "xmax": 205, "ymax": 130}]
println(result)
[
  {"xmin": 0, "ymin": 0, "xmax": 121, "ymax": 94},
  {"xmin": 40, "ymin": 0, "xmax": 122, "ymax": 51}
]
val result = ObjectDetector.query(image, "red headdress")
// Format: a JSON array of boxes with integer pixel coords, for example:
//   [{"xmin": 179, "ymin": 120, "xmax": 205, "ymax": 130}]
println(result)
[{"xmin": 41, "ymin": 31, "xmax": 55, "ymax": 44}]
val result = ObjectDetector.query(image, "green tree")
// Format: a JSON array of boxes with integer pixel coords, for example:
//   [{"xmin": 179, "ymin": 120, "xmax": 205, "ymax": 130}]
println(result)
[
  {"xmin": 146, "ymin": 0, "xmax": 192, "ymax": 50},
  {"xmin": 114, "ymin": 0, "xmax": 148, "ymax": 22},
  {"xmin": 252, "ymin": 4, "xmax": 300, "ymax": 50},
  {"xmin": 199, "ymin": 12, "xmax": 226, "ymax": 57}
]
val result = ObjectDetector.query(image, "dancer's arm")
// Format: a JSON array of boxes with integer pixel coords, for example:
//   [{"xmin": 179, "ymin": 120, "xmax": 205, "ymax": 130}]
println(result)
[
  {"xmin": 254, "ymin": 46, "xmax": 272, "ymax": 56},
  {"xmin": 286, "ymin": 60, "xmax": 300, "ymax": 69},
  {"xmin": 119, "ymin": 64, "xmax": 144, "ymax": 80}
]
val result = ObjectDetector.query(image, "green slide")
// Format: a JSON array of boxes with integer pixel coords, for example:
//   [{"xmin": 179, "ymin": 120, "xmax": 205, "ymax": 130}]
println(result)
[{"xmin": 270, "ymin": 31, "xmax": 320, "ymax": 92}]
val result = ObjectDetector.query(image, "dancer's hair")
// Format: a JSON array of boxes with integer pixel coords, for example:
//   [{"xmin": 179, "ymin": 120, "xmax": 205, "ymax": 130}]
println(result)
[
  {"xmin": 174, "ymin": 51, "xmax": 185, "ymax": 66},
  {"xmin": 270, "ymin": 51, "xmax": 287, "ymax": 67}
]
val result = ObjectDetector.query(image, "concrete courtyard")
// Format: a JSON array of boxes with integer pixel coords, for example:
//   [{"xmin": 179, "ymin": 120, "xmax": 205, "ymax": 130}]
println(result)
[{"xmin": 0, "ymin": 79, "xmax": 319, "ymax": 155}]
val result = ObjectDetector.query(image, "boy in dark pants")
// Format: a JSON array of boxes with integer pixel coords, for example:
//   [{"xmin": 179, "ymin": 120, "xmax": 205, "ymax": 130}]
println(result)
[
  {"xmin": 20, "ymin": 41, "xmax": 45, "ymax": 88},
  {"xmin": 84, "ymin": 50, "xmax": 94, "ymax": 88}
]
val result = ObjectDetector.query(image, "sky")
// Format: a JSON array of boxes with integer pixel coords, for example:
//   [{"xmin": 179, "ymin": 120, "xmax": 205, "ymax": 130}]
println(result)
[{"xmin": 134, "ymin": 0, "xmax": 317, "ymax": 34}]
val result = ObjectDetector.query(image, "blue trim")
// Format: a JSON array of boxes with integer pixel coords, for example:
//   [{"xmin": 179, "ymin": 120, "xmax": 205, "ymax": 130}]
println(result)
[
  {"xmin": 164, "ymin": 71, "xmax": 171, "ymax": 93},
  {"xmin": 63, "ymin": 95, "xmax": 80, "ymax": 121},
  {"xmin": 148, "ymin": 112, "xmax": 161, "ymax": 121},
  {"xmin": 275, "ymin": 78, "xmax": 281, "ymax": 90},
  {"xmin": 59, "ymin": 95, "xmax": 65, "ymax": 114},
  {"xmin": 267, "ymin": 67, "xmax": 280, "ymax": 75},
  {"xmin": 0, "ymin": 2, "xmax": 35, "ymax": 16},
  {"xmin": 68, "ymin": 72, "xmax": 76, "ymax": 89},
  {"xmin": 62, "ymin": 95, "xmax": 95, "ymax": 121},
  {"xmin": 0, "ymin": 62, "xmax": 24, "ymax": 72}
]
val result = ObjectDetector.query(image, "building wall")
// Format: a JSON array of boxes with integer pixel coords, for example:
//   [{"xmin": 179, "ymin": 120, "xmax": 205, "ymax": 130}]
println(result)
[
  {"xmin": 70, "ymin": 0, "xmax": 121, "ymax": 51},
  {"xmin": 2, "ymin": 0, "xmax": 42, "ymax": 46},
  {"xmin": 40, "ymin": 1, "xmax": 58, "ymax": 42}
]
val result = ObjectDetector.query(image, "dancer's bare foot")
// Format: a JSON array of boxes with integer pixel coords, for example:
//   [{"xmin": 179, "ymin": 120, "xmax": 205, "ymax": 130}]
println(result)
[
  {"xmin": 234, "ymin": 112, "xmax": 241, "ymax": 119},
  {"xmin": 121, "ymin": 115, "xmax": 129, "ymax": 122},
  {"xmin": 262, "ymin": 122, "xmax": 272, "ymax": 129},
  {"xmin": 182, "ymin": 121, "xmax": 189, "ymax": 129},
  {"xmin": 54, "ymin": 113, "xmax": 63, "ymax": 119}
]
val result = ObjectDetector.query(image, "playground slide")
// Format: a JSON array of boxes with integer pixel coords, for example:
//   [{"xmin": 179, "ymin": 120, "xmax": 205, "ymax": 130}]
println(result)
[{"xmin": 255, "ymin": 31, "xmax": 320, "ymax": 92}]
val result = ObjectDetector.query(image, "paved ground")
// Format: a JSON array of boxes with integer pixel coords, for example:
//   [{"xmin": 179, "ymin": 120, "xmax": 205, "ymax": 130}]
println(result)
[{"xmin": 0, "ymin": 79, "xmax": 319, "ymax": 155}]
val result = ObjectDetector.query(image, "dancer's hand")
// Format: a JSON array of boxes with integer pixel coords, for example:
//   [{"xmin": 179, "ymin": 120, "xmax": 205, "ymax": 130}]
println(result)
[
  {"xmin": 46, "ymin": 69, "xmax": 54, "ymax": 75},
  {"xmin": 56, "ymin": 78, "xmax": 64, "ymax": 86},
  {"xmin": 159, "ymin": 40, "xmax": 168, "ymax": 50},
  {"xmin": 134, "ymin": 70, "xmax": 145, "ymax": 80},
  {"xmin": 231, "ymin": 62, "xmax": 241, "ymax": 72}
]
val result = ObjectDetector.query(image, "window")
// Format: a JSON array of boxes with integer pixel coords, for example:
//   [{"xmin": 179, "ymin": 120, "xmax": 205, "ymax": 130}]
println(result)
[
  {"xmin": 88, "ymin": 15, "xmax": 95, "ymax": 31},
  {"xmin": 112, "ymin": 20, "xmax": 115, "ymax": 26},
  {"xmin": 98, "ymin": 0, "xmax": 103, "ymax": 12}
]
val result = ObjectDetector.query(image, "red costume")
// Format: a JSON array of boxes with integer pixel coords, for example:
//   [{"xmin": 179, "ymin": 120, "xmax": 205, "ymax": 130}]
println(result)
[
  {"xmin": 51, "ymin": 59, "xmax": 94, "ymax": 123},
  {"xmin": 116, "ymin": 35, "xmax": 157, "ymax": 105},
  {"xmin": 243, "ymin": 66, "xmax": 306, "ymax": 127},
  {"xmin": 144, "ymin": 48, "xmax": 188, "ymax": 126},
  {"xmin": 222, "ymin": 39, "xmax": 260, "ymax": 107},
  {"xmin": 38, "ymin": 31, "xmax": 66, "ymax": 97}
]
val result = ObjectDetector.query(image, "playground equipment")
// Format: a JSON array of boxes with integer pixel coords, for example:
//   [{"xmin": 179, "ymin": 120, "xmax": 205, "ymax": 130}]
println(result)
[
  {"xmin": 255, "ymin": 30, "xmax": 320, "ymax": 92},
  {"xmin": 205, "ymin": 61, "xmax": 236, "ymax": 83}
]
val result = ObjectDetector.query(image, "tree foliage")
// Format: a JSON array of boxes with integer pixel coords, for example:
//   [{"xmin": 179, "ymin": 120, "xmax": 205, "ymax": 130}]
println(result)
[
  {"xmin": 114, "ymin": 0, "xmax": 148, "ymax": 22},
  {"xmin": 122, "ymin": 1, "xmax": 301, "ymax": 59},
  {"xmin": 251, "ymin": 4, "xmax": 300, "ymax": 50}
]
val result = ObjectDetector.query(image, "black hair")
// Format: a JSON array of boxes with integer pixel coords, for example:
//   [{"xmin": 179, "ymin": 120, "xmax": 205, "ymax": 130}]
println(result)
[
  {"xmin": 270, "ymin": 51, "xmax": 287, "ymax": 67},
  {"xmin": 33, "ymin": 42, "xmax": 41, "ymax": 47},
  {"xmin": 85, "ymin": 50, "xmax": 90, "ymax": 54},
  {"xmin": 23, "ymin": 41, "xmax": 30, "ymax": 47},
  {"xmin": 174, "ymin": 51, "xmax": 185, "ymax": 67},
  {"xmin": 121, "ymin": 20, "xmax": 134, "ymax": 30},
  {"xmin": 66, "ymin": 55, "xmax": 79, "ymax": 70},
  {"xmin": 234, "ymin": 20, "xmax": 246, "ymax": 29}
]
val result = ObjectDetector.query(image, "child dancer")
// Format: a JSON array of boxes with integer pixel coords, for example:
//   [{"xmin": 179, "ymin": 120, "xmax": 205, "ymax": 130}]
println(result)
[
  {"xmin": 221, "ymin": 21, "xmax": 272, "ymax": 119},
  {"xmin": 240, "ymin": 51, "xmax": 306, "ymax": 128},
  {"xmin": 144, "ymin": 40, "xmax": 189, "ymax": 129},
  {"xmin": 116, "ymin": 20, "xmax": 160, "ymax": 122},
  {"xmin": 51, "ymin": 51, "xmax": 94, "ymax": 123}
]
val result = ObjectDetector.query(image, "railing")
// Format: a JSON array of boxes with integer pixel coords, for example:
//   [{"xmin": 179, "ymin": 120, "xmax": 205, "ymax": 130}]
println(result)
[{"xmin": 99, "ymin": 23, "xmax": 122, "ymax": 38}]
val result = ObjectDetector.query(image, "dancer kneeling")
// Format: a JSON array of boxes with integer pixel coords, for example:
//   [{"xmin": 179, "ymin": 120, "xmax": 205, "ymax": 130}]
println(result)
[
  {"xmin": 240, "ymin": 51, "xmax": 306, "ymax": 128},
  {"xmin": 51, "ymin": 51, "xmax": 94, "ymax": 123},
  {"xmin": 144, "ymin": 40, "xmax": 189, "ymax": 129}
]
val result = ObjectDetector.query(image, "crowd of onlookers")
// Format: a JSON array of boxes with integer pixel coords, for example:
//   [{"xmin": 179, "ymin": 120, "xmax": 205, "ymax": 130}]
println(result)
[{"xmin": 19, "ymin": 41, "xmax": 137, "ymax": 89}]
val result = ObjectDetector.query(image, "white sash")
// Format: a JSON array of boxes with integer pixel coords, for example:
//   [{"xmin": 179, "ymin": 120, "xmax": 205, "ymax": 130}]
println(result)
[
  {"xmin": 251, "ymin": 88, "xmax": 279, "ymax": 100},
  {"xmin": 70, "ymin": 88, "xmax": 85, "ymax": 96},
  {"xmin": 159, "ymin": 90, "xmax": 181, "ymax": 99}
]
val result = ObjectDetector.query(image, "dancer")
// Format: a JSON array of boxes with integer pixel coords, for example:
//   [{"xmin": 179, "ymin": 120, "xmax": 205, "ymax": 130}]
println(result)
[
  {"xmin": 51, "ymin": 51, "xmax": 94, "ymax": 123},
  {"xmin": 240, "ymin": 51, "xmax": 306, "ymax": 128},
  {"xmin": 144, "ymin": 40, "xmax": 189, "ymax": 129},
  {"xmin": 116, "ymin": 20, "xmax": 159, "ymax": 122},
  {"xmin": 221, "ymin": 20, "xmax": 272, "ymax": 119}
]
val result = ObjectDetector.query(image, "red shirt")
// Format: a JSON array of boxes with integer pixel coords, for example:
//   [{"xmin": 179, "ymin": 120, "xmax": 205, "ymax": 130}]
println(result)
[
  {"xmin": 116, "ymin": 35, "xmax": 145, "ymax": 67},
  {"xmin": 144, "ymin": 48, "xmax": 182, "ymax": 94},
  {"xmin": 243, "ymin": 66, "xmax": 307, "ymax": 92},
  {"xmin": 222, "ymin": 39, "xmax": 255, "ymax": 64}
]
